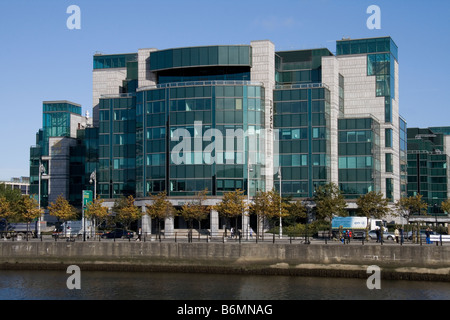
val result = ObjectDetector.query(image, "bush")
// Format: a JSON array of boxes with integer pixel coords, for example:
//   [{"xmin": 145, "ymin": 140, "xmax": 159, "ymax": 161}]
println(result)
[{"xmin": 270, "ymin": 220, "xmax": 331, "ymax": 237}]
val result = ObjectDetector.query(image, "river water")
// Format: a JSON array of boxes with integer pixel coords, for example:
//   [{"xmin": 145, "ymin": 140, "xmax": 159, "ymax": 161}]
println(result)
[{"xmin": 0, "ymin": 270, "xmax": 448, "ymax": 300}]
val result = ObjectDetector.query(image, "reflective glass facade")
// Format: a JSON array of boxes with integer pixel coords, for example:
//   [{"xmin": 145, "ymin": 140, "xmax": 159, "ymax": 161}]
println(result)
[
  {"xmin": 274, "ymin": 85, "xmax": 330, "ymax": 197},
  {"xmin": 273, "ymin": 49, "xmax": 332, "ymax": 198},
  {"xmin": 150, "ymin": 46, "xmax": 252, "ymax": 71},
  {"xmin": 42, "ymin": 102, "xmax": 82, "ymax": 156},
  {"xmin": 32, "ymin": 37, "xmax": 406, "ymax": 216},
  {"xmin": 98, "ymin": 97, "xmax": 137, "ymax": 198},
  {"xmin": 337, "ymin": 37, "xmax": 398, "ymax": 61},
  {"xmin": 135, "ymin": 82, "xmax": 265, "ymax": 197},
  {"xmin": 407, "ymin": 127, "xmax": 449, "ymax": 214},
  {"xmin": 338, "ymin": 118, "xmax": 381, "ymax": 199},
  {"xmin": 93, "ymin": 53, "xmax": 138, "ymax": 69}
]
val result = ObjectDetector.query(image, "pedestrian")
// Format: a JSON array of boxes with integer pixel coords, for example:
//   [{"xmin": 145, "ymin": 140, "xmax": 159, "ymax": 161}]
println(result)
[
  {"xmin": 348, "ymin": 230, "xmax": 352, "ymax": 244},
  {"xmin": 231, "ymin": 227, "xmax": 234, "ymax": 239},
  {"xmin": 137, "ymin": 227, "xmax": 142, "ymax": 242},
  {"xmin": 425, "ymin": 227, "xmax": 431, "ymax": 244},
  {"xmin": 249, "ymin": 227, "xmax": 253, "ymax": 239},
  {"xmin": 395, "ymin": 227, "xmax": 399, "ymax": 244},
  {"xmin": 342, "ymin": 230, "xmax": 346, "ymax": 243},
  {"xmin": 375, "ymin": 228, "xmax": 380, "ymax": 242}
]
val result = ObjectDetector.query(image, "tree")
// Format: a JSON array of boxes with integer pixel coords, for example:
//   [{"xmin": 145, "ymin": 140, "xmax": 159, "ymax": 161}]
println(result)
[
  {"xmin": 283, "ymin": 200, "xmax": 307, "ymax": 226},
  {"xmin": 145, "ymin": 191, "xmax": 175, "ymax": 239},
  {"xmin": 179, "ymin": 189, "xmax": 209, "ymax": 241},
  {"xmin": 213, "ymin": 189, "xmax": 248, "ymax": 237},
  {"xmin": 357, "ymin": 191, "xmax": 391, "ymax": 240},
  {"xmin": 0, "ymin": 196, "xmax": 13, "ymax": 237},
  {"xmin": 113, "ymin": 195, "xmax": 142, "ymax": 231},
  {"xmin": 85, "ymin": 197, "xmax": 110, "ymax": 238},
  {"xmin": 268, "ymin": 189, "xmax": 289, "ymax": 237},
  {"xmin": 249, "ymin": 189, "xmax": 288, "ymax": 239},
  {"xmin": 0, "ymin": 183, "xmax": 24, "ymax": 219},
  {"xmin": 48, "ymin": 195, "xmax": 77, "ymax": 237},
  {"xmin": 313, "ymin": 183, "xmax": 347, "ymax": 221},
  {"xmin": 357, "ymin": 191, "xmax": 391, "ymax": 219},
  {"xmin": 441, "ymin": 199, "xmax": 450, "ymax": 215},
  {"xmin": 396, "ymin": 194, "xmax": 428, "ymax": 225},
  {"xmin": 19, "ymin": 196, "xmax": 44, "ymax": 240}
]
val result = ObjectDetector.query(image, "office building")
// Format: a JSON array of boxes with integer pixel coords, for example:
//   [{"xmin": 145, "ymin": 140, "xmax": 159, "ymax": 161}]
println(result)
[
  {"xmin": 407, "ymin": 127, "xmax": 450, "ymax": 214},
  {"xmin": 32, "ymin": 36, "xmax": 407, "ymax": 231}
]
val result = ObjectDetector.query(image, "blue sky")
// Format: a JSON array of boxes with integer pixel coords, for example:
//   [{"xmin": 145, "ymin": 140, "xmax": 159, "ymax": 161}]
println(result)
[{"xmin": 0, "ymin": 0, "xmax": 449, "ymax": 180}]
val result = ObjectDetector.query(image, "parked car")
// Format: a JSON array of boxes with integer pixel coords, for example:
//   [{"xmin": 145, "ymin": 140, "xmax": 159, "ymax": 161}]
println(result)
[
  {"xmin": 101, "ymin": 229, "xmax": 134, "ymax": 239},
  {"xmin": 406, "ymin": 230, "xmax": 437, "ymax": 241},
  {"xmin": 368, "ymin": 230, "xmax": 395, "ymax": 241}
]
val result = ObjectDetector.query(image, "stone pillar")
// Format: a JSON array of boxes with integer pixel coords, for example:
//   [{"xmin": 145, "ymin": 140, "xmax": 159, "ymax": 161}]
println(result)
[
  {"xmin": 165, "ymin": 216, "xmax": 174, "ymax": 237},
  {"xmin": 141, "ymin": 209, "xmax": 152, "ymax": 237},
  {"xmin": 242, "ymin": 213, "xmax": 250, "ymax": 239},
  {"xmin": 210, "ymin": 209, "xmax": 219, "ymax": 237}
]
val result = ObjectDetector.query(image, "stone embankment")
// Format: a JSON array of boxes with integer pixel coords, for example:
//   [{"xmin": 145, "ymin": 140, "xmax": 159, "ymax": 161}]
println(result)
[{"xmin": 0, "ymin": 242, "xmax": 449, "ymax": 281}]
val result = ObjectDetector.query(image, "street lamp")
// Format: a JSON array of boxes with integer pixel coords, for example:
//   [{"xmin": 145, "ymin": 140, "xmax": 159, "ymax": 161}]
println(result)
[
  {"xmin": 90, "ymin": 170, "xmax": 97, "ymax": 200},
  {"xmin": 37, "ymin": 162, "xmax": 46, "ymax": 237},
  {"xmin": 89, "ymin": 170, "xmax": 97, "ymax": 239},
  {"xmin": 247, "ymin": 161, "xmax": 253, "ymax": 240},
  {"xmin": 278, "ymin": 167, "xmax": 282, "ymax": 239},
  {"xmin": 434, "ymin": 203, "xmax": 438, "ymax": 231},
  {"xmin": 303, "ymin": 199, "xmax": 315, "ymax": 245}
]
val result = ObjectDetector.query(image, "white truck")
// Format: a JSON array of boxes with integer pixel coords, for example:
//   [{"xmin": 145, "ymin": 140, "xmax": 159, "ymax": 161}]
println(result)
[{"xmin": 331, "ymin": 216, "xmax": 387, "ymax": 239}]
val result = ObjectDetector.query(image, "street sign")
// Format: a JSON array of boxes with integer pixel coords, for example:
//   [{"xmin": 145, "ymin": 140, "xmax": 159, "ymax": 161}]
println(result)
[{"xmin": 82, "ymin": 190, "xmax": 93, "ymax": 207}]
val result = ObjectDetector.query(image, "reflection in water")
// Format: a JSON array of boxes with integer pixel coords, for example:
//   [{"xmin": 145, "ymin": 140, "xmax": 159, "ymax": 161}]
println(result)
[{"xmin": 0, "ymin": 270, "xmax": 448, "ymax": 300}]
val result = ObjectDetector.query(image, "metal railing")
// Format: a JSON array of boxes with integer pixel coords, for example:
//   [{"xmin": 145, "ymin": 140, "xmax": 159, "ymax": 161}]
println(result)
[
  {"xmin": 137, "ymin": 80, "xmax": 263, "ymax": 92},
  {"xmin": 2, "ymin": 230, "xmax": 448, "ymax": 246}
]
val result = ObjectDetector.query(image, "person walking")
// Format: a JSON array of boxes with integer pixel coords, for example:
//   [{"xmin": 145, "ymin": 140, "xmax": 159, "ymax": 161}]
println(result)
[
  {"xmin": 395, "ymin": 227, "xmax": 399, "ymax": 244},
  {"xmin": 425, "ymin": 227, "xmax": 431, "ymax": 244},
  {"xmin": 375, "ymin": 228, "xmax": 380, "ymax": 243}
]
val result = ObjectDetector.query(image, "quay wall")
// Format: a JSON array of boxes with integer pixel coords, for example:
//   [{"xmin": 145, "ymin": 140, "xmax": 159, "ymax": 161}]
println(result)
[{"xmin": 0, "ymin": 242, "xmax": 449, "ymax": 281}]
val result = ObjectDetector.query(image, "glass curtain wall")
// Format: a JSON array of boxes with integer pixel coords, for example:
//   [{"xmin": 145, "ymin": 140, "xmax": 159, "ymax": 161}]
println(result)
[
  {"xmin": 338, "ymin": 118, "xmax": 381, "ymax": 199},
  {"xmin": 274, "ymin": 86, "xmax": 330, "ymax": 198},
  {"xmin": 136, "ymin": 83, "xmax": 265, "ymax": 197},
  {"xmin": 98, "ymin": 97, "xmax": 136, "ymax": 198}
]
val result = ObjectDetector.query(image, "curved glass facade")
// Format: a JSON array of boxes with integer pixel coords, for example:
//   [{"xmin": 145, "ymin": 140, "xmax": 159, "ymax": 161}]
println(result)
[
  {"xmin": 136, "ymin": 82, "xmax": 265, "ymax": 197},
  {"xmin": 149, "ymin": 46, "xmax": 252, "ymax": 71}
]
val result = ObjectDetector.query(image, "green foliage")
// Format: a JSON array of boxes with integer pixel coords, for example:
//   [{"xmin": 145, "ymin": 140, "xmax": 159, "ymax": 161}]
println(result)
[
  {"xmin": 356, "ymin": 191, "xmax": 391, "ymax": 219},
  {"xmin": 146, "ymin": 191, "xmax": 175, "ymax": 236},
  {"xmin": 0, "ymin": 183, "xmax": 25, "ymax": 219},
  {"xmin": 113, "ymin": 195, "xmax": 142, "ymax": 230},
  {"xmin": 441, "ymin": 199, "xmax": 450, "ymax": 215},
  {"xmin": 179, "ymin": 189, "xmax": 209, "ymax": 230},
  {"xmin": 213, "ymin": 189, "xmax": 247, "ymax": 231},
  {"xmin": 274, "ymin": 220, "xmax": 331, "ymax": 237},
  {"xmin": 20, "ymin": 196, "xmax": 44, "ymax": 224},
  {"xmin": 313, "ymin": 183, "xmax": 347, "ymax": 220},
  {"xmin": 395, "ymin": 194, "xmax": 427, "ymax": 222},
  {"xmin": 48, "ymin": 195, "xmax": 77, "ymax": 223}
]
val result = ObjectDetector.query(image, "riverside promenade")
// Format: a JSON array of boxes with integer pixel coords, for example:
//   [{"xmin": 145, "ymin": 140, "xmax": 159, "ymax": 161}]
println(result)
[{"xmin": 0, "ymin": 237, "xmax": 449, "ymax": 282}]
